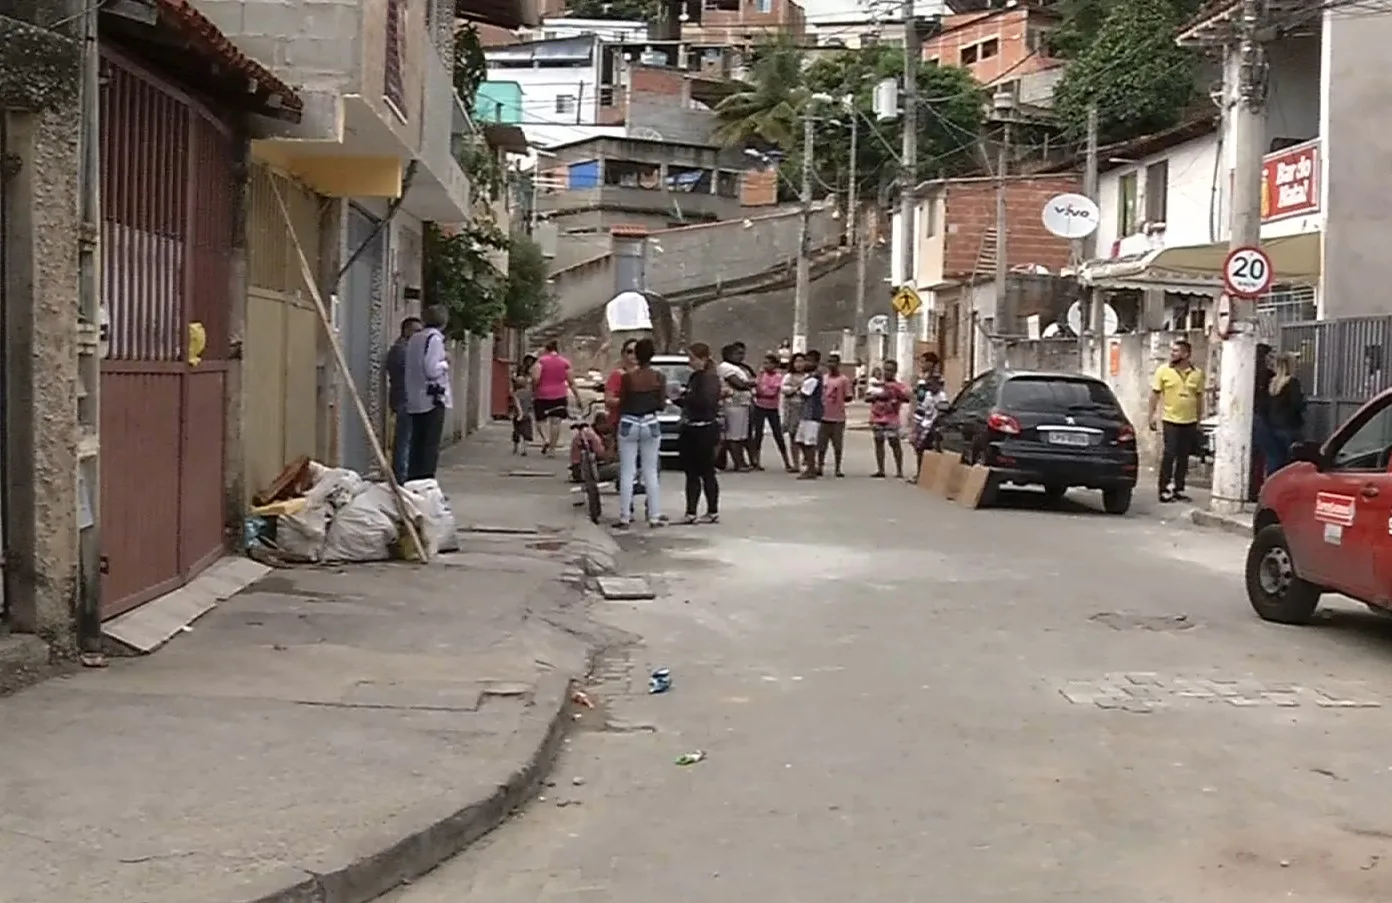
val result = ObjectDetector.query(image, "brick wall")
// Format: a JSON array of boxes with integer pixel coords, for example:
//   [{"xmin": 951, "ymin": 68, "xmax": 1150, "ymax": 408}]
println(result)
[
  {"xmin": 740, "ymin": 169, "xmax": 777, "ymax": 207},
  {"xmin": 941, "ymin": 175, "xmax": 1082, "ymax": 279},
  {"xmin": 922, "ymin": 8, "xmax": 1058, "ymax": 86}
]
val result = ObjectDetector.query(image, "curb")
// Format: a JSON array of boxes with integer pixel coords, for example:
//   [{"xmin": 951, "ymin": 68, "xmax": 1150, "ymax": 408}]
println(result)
[
  {"xmin": 1190, "ymin": 507, "xmax": 1253, "ymax": 538},
  {"xmin": 569, "ymin": 518, "xmax": 621, "ymax": 576},
  {"xmin": 244, "ymin": 671, "xmax": 578, "ymax": 903}
]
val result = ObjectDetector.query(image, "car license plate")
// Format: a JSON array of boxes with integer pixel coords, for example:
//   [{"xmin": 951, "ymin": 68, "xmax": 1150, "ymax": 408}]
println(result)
[{"xmin": 1047, "ymin": 431, "xmax": 1090, "ymax": 447}]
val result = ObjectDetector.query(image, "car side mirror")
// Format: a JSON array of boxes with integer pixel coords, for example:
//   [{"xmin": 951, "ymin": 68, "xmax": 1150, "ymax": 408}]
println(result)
[
  {"xmin": 935, "ymin": 400, "xmax": 952, "ymax": 414},
  {"xmin": 1289, "ymin": 440, "xmax": 1322, "ymax": 467}
]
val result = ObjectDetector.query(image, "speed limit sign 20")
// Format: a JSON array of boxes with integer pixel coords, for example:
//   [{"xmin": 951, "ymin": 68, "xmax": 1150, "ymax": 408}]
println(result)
[{"xmin": 1223, "ymin": 246, "xmax": 1273, "ymax": 298}]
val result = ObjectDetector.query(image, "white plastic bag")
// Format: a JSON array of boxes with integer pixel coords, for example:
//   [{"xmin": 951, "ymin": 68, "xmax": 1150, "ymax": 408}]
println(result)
[
  {"xmin": 403, "ymin": 479, "xmax": 460, "ymax": 555},
  {"xmin": 322, "ymin": 484, "xmax": 408, "ymax": 562},
  {"xmin": 305, "ymin": 465, "xmax": 366, "ymax": 511},
  {"xmin": 277, "ymin": 503, "xmax": 330, "ymax": 562}
]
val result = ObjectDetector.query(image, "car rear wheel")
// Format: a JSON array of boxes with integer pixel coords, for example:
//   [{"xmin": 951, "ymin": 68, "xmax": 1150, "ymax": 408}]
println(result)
[
  {"xmin": 1101, "ymin": 486, "xmax": 1132, "ymax": 515},
  {"xmin": 1245, "ymin": 524, "xmax": 1321, "ymax": 624}
]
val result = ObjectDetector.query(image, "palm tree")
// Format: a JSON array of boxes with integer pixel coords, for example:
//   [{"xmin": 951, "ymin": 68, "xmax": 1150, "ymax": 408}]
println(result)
[{"xmin": 713, "ymin": 37, "xmax": 808, "ymax": 151}]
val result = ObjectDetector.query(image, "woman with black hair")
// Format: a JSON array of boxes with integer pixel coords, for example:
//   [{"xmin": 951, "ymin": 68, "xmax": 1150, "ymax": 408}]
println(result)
[
  {"xmin": 677, "ymin": 343, "xmax": 722, "ymax": 523},
  {"xmin": 614, "ymin": 338, "xmax": 667, "ymax": 529}
]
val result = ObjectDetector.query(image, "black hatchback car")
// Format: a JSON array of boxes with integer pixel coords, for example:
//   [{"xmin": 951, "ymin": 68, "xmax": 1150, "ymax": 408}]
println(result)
[{"xmin": 931, "ymin": 369, "xmax": 1139, "ymax": 514}]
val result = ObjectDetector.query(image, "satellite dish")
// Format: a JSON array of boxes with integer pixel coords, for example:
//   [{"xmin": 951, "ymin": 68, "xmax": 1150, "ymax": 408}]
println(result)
[
  {"xmin": 1066, "ymin": 301, "xmax": 1119, "ymax": 337},
  {"xmin": 1042, "ymin": 193, "xmax": 1101, "ymax": 240},
  {"xmin": 630, "ymin": 126, "xmax": 664, "ymax": 141},
  {"xmin": 867, "ymin": 314, "xmax": 890, "ymax": 335},
  {"xmin": 1041, "ymin": 321, "xmax": 1062, "ymax": 338}
]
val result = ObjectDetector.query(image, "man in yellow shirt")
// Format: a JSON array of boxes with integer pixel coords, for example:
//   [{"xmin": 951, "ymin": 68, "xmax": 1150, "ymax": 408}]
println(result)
[{"xmin": 1148, "ymin": 338, "xmax": 1205, "ymax": 503}]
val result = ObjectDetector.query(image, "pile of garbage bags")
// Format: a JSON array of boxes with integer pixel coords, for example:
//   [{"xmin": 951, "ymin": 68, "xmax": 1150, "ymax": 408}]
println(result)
[{"xmin": 248, "ymin": 461, "xmax": 459, "ymax": 563}]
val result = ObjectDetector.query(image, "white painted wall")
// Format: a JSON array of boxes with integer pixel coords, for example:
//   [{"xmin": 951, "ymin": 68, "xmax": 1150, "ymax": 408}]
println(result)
[
  {"xmin": 523, "ymin": 18, "xmax": 650, "ymax": 43},
  {"xmin": 485, "ymin": 64, "xmax": 626, "ymax": 149},
  {"xmin": 1095, "ymin": 134, "xmax": 1222, "ymax": 258}
]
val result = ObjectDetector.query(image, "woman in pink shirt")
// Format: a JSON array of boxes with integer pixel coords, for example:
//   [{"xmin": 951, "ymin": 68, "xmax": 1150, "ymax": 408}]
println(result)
[
  {"xmin": 749, "ymin": 353, "xmax": 794, "ymax": 472},
  {"xmin": 529, "ymin": 339, "xmax": 580, "ymax": 456}
]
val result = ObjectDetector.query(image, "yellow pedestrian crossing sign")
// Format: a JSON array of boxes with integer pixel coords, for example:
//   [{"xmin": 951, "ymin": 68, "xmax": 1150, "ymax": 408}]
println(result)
[{"xmin": 892, "ymin": 285, "xmax": 922, "ymax": 318}]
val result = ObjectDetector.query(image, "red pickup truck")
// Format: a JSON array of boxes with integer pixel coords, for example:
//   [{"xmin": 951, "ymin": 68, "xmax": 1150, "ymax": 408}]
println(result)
[{"xmin": 1247, "ymin": 389, "xmax": 1392, "ymax": 623}]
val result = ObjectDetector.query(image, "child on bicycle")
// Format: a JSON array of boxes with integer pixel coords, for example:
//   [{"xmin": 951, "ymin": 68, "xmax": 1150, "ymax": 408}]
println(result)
[{"xmin": 570, "ymin": 409, "xmax": 619, "ymax": 484}]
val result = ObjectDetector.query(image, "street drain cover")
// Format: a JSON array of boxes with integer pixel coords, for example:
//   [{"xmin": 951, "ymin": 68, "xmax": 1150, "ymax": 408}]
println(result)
[
  {"xmin": 1090, "ymin": 612, "xmax": 1193, "ymax": 631},
  {"xmin": 529, "ymin": 540, "xmax": 566, "ymax": 552}
]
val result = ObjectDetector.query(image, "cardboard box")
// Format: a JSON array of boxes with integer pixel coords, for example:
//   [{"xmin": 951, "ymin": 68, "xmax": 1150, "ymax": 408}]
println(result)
[
  {"xmin": 956, "ymin": 464, "xmax": 995, "ymax": 510},
  {"xmin": 916, "ymin": 450, "xmax": 944, "ymax": 489},
  {"xmin": 931, "ymin": 454, "xmax": 965, "ymax": 500}
]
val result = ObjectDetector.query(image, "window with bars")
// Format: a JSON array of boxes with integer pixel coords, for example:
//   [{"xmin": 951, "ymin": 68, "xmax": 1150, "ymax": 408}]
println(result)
[{"xmin": 385, "ymin": 0, "xmax": 407, "ymax": 119}]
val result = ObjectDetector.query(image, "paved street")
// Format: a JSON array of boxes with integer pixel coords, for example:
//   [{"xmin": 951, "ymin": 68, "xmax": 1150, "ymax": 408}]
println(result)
[{"xmin": 390, "ymin": 433, "xmax": 1392, "ymax": 903}]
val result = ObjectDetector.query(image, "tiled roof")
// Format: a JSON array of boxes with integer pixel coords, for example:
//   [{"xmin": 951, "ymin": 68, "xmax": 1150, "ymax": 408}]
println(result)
[{"xmin": 155, "ymin": 0, "xmax": 303, "ymax": 121}]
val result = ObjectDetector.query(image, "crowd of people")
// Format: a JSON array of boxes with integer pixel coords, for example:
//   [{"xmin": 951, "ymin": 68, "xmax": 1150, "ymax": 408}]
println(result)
[{"xmin": 498, "ymin": 337, "xmax": 954, "ymax": 529}]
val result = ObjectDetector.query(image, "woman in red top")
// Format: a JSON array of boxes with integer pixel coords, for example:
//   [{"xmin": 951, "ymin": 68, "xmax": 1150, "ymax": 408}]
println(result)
[{"xmin": 749, "ymin": 352, "xmax": 793, "ymax": 471}]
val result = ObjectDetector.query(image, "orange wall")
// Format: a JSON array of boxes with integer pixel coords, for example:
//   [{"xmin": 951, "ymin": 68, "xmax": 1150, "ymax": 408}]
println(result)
[{"xmin": 922, "ymin": 8, "xmax": 1057, "ymax": 86}]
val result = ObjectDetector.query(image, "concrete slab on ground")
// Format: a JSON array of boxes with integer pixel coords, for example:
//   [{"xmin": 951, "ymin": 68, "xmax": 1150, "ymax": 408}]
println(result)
[{"xmin": 0, "ymin": 426, "xmax": 610, "ymax": 903}]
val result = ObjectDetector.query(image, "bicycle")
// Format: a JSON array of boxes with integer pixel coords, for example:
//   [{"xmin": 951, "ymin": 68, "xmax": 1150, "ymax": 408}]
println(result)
[{"xmin": 571, "ymin": 416, "xmax": 603, "ymax": 525}]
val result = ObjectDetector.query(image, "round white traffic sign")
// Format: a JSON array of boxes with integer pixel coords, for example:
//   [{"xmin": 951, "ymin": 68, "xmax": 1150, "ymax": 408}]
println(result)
[{"xmin": 1223, "ymin": 246, "xmax": 1273, "ymax": 297}]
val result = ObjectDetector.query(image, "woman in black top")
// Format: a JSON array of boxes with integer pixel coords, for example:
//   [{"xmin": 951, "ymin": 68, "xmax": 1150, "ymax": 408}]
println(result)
[
  {"xmin": 677, "ymin": 342, "xmax": 722, "ymax": 524},
  {"xmin": 1260, "ymin": 351, "xmax": 1306, "ymax": 476},
  {"xmin": 614, "ymin": 338, "xmax": 667, "ymax": 528}
]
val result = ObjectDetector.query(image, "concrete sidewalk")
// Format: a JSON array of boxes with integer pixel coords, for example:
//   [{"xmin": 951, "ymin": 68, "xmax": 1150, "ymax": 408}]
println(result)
[{"xmin": 0, "ymin": 426, "xmax": 618, "ymax": 903}]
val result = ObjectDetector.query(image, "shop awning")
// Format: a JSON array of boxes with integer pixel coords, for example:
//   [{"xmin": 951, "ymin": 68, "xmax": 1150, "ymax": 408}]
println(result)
[{"xmin": 1079, "ymin": 231, "xmax": 1321, "ymax": 294}]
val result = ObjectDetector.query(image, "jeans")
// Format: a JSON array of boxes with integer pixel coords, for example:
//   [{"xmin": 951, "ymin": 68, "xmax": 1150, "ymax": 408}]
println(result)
[
  {"xmin": 391, "ymin": 407, "xmax": 411, "ymax": 483},
  {"xmin": 1255, "ymin": 416, "xmax": 1296, "ymax": 477},
  {"xmin": 617, "ymin": 414, "xmax": 661, "ymax": 523},
  {"xmin": 680, "ymin": 422, "xmax": 720, "ymax": 516},
  {"xmin": 407, "ymin": 405, "xmax": 446, "ymax": 481},
  {"xmin": 1159, "ymin": 420, "xmax": 1199, "ymax": 494}
]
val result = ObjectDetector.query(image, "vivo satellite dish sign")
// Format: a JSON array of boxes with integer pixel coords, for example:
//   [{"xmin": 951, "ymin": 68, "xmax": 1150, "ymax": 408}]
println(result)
[{"xmin": 1041, "ymin": 193, "xmax": 1101, "ymax": 239}]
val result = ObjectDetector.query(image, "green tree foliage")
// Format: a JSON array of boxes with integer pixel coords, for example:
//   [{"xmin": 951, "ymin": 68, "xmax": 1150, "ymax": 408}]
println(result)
[
  {"xmin": 1052, "ymin": 0, "xmax": 1202, "ymax": 142},
  {"xmin": 803, "ymin": 43, "xmax": 985, "ymax": 195},
  {"xmin": 712, "ymin": 36, "xmax": 808, "ymax": 150},
  {"xmin": 503, "ymin": 232, "xmax": 558, "ymax": 330},
  {"xmin": 565, "ymin": 0, "xmax": 659, "ymax": 18},
  {"xmin": 423, "ymin": 23, "xmax": 534, "ymax": 339},
  {"xmin": 715, "ymin": 40, "xmax": 985, "ymax": 205}
]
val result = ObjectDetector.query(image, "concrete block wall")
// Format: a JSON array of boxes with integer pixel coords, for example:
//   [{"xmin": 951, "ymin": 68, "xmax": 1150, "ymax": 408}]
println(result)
[
  {"xmin": 546, "ymin": 204, "xmax": 840, "ymax": 325},
  {"xmin": 942, "ymin": 175, "xmax": 1081, "ymax": 279},
  {"xmin": 643, "ymin": 204, "xmax": 841, "ymax": 296}
]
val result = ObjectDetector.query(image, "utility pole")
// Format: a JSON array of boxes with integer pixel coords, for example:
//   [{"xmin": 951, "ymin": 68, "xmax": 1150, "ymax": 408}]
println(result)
[
  {"xmin": 792, "ymin": 111, "xmax": 814, "ymax": 353},
  {"xmin": 1210, "ymin": 0, "xmax": 1267, "ymax": 515},
  {"xmin": 75, "ymin": 0, "xmax": 104, "ymax": 659},
  {"xmin": 898, "ymin": 0, "xmax": 919, "ymax": 366},
  {"xmin": 846, "ymin": 100, "xmax": 866, "ymax": 366},
  {"xmin": 1079, "ymin": 102, "xmax": 1100, "ymax": 374},
  {"xmin": 991, "ymin": 102, "xmax": 1012, "ymax": 368}
]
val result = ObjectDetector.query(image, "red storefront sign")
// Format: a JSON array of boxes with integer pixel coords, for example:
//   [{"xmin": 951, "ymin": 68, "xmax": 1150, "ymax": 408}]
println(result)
[{"xmin": 1261, "ymin": 140, "xmax": 1320, "ymax": 223}]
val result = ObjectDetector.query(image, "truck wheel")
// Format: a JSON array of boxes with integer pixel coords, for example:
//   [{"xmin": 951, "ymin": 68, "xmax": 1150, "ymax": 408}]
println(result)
[
  {"xmin": 1245, "ymin": 524, "xmax": 1321, "ymax": 624},
  {"xmin": 1101, "ymin": 486, "xmax": 1132, "ymax": 514}
]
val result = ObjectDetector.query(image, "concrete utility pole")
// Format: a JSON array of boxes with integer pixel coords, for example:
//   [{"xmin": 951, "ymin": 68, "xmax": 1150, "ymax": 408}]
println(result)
[
  {"xmin": 846, "ymin": 99, "xmax": 866, "ymax": 366},
  {"xmin": 898, "ymin": 0, "xmax": 919, "ymax": 364},
  {"xmin": 1080, "ymin": 102, "xmax": 1100, "ymax": 374},
  {"xmin": 991, "ymin": 105, "xmax": 1012, "ymax": 368},
  {"xmin": 76, "ymin": 0, "xmax": 103, "ymax": 657},
  {"xmin": 792, "ymin": 110, "xmax": 814, "ymax": 353},
  {"xmin": 1211, "ymin": 0, "xmax": 1268, "ymax": 514}
]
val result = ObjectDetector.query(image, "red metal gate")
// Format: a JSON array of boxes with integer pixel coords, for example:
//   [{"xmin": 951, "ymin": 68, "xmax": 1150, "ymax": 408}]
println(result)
[{"xmin": 98, "ymin": 48, "xmax": 232, "ymax": 619}]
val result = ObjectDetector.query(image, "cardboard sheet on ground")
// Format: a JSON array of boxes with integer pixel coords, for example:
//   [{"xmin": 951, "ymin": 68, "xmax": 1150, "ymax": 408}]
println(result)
[
  {"xmin": 917, "ymin": 451, "xmax": 944, "ymax": 491},
  {"xmin": 931, "ymin": 455, "xmax": 964, "ymax": 500},
  {"xmin": 956, "ymin": 464, "xmax": 993, "ymax": 510}
]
